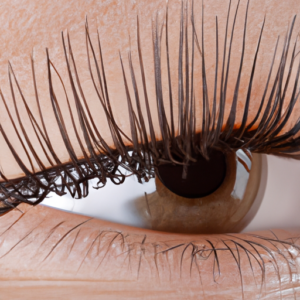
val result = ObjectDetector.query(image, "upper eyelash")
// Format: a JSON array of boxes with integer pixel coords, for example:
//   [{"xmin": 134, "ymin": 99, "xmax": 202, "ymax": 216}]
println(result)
[{"xmin": 0, "ymin": 0, "xmax": 299, "ymax": 212}]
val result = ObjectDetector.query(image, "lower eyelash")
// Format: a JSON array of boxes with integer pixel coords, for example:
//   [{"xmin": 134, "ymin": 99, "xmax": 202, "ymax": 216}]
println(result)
[
  {"xmin": 1, "ymin": 206, "xmax": 298, "ymax": 297},
  {"xmin": 0, "ymin": 0, "xmax": 299, "ymax": 210}
]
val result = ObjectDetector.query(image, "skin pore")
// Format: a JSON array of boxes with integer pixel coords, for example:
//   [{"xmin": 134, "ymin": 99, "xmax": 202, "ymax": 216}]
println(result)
[{"xmin": 0, "ymin": 0, "xmax": 300, "ymax": 299}]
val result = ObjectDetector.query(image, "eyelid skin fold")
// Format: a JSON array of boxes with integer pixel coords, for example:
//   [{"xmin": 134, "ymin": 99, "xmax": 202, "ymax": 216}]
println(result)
[{"xmin": 0, "ymin": 203, "xmax": 300, "ymax": 299}]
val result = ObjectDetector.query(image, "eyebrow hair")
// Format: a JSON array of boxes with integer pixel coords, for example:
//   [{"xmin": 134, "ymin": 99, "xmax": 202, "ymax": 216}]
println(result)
[{"xmin": 0, "ymin": 1, "xmax": 299, "ymax": 212}]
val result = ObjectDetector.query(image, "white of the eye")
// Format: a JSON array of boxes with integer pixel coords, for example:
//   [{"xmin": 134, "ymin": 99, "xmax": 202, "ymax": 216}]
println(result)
[
  {"xmin": 42, "ymin": 168, "xmax": 156, "ymax": 228},
  {"xmin": 41, "ymin": 155, "xmax": 300, "ymax": 232},
  {"xmin": 243, "ymin": 155, "xmax": 300, "ymax": 232}
]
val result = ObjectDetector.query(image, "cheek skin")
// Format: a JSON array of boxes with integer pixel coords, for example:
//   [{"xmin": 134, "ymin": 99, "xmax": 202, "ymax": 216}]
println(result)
[{"xmin": 0, "ymin": 204, "xmax": 300, "ymax": 299}]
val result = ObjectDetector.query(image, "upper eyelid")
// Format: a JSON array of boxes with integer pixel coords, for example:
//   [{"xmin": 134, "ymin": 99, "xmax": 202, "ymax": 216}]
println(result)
[{"xmin": 0, "ymin": 2, "xmax": 300, "ymax": 207}]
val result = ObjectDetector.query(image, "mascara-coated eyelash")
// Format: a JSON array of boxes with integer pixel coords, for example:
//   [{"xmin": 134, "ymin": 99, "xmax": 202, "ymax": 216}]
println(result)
[{"xmin": 0, "ymin": 0, "xmax": 299, "ymax": 212}]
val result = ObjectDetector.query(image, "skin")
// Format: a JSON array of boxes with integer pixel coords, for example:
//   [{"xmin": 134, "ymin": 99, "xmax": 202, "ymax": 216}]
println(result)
[
  {"xmin": 0, "ymin": 0, "xmax": 300, "ymax": 298},
  {"xmin": 1, "ymin": 204, "xmax": 300, "ymax": 299}
]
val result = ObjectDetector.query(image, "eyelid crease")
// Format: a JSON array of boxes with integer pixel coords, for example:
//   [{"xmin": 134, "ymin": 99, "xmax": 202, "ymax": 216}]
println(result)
[{"xmin": 0, "ymin": 1, "xmax": 300, "ymax": 209}]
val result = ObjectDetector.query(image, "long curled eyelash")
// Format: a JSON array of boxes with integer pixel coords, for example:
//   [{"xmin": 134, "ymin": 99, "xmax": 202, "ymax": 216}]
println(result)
[{"xmin": 0, "ymin": 0, "xmax": 299, "ymax": 212}]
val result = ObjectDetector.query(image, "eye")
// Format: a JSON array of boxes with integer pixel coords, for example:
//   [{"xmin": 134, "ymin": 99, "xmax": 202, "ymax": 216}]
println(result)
[
  {"xmin": 1, "ymin": 0, "xmax": 300, "ymax": 237},
  {"xmin": 43, "ymin": 148, "xmax": 262, "ymax": 234},
  {"xmin": 43, "ymin": 152, "xmax": 300, "ymax": 233}
]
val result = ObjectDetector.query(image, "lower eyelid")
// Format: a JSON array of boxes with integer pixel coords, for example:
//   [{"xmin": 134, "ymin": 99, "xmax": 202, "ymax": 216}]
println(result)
[{"xmin": 0, "ymin": 204, "xmax": 299, "ymax": 299}]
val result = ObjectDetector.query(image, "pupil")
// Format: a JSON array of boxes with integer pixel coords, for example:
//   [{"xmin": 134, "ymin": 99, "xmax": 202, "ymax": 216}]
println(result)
[{"xmin": 156, "ymin": 149, "xmax": 227, "ymax": 198}]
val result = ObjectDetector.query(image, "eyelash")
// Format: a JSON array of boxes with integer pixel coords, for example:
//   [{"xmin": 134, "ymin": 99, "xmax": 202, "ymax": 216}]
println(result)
[{"xmin": 0, "ymin": 0, "xmax": 299, "ymax": 213}]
